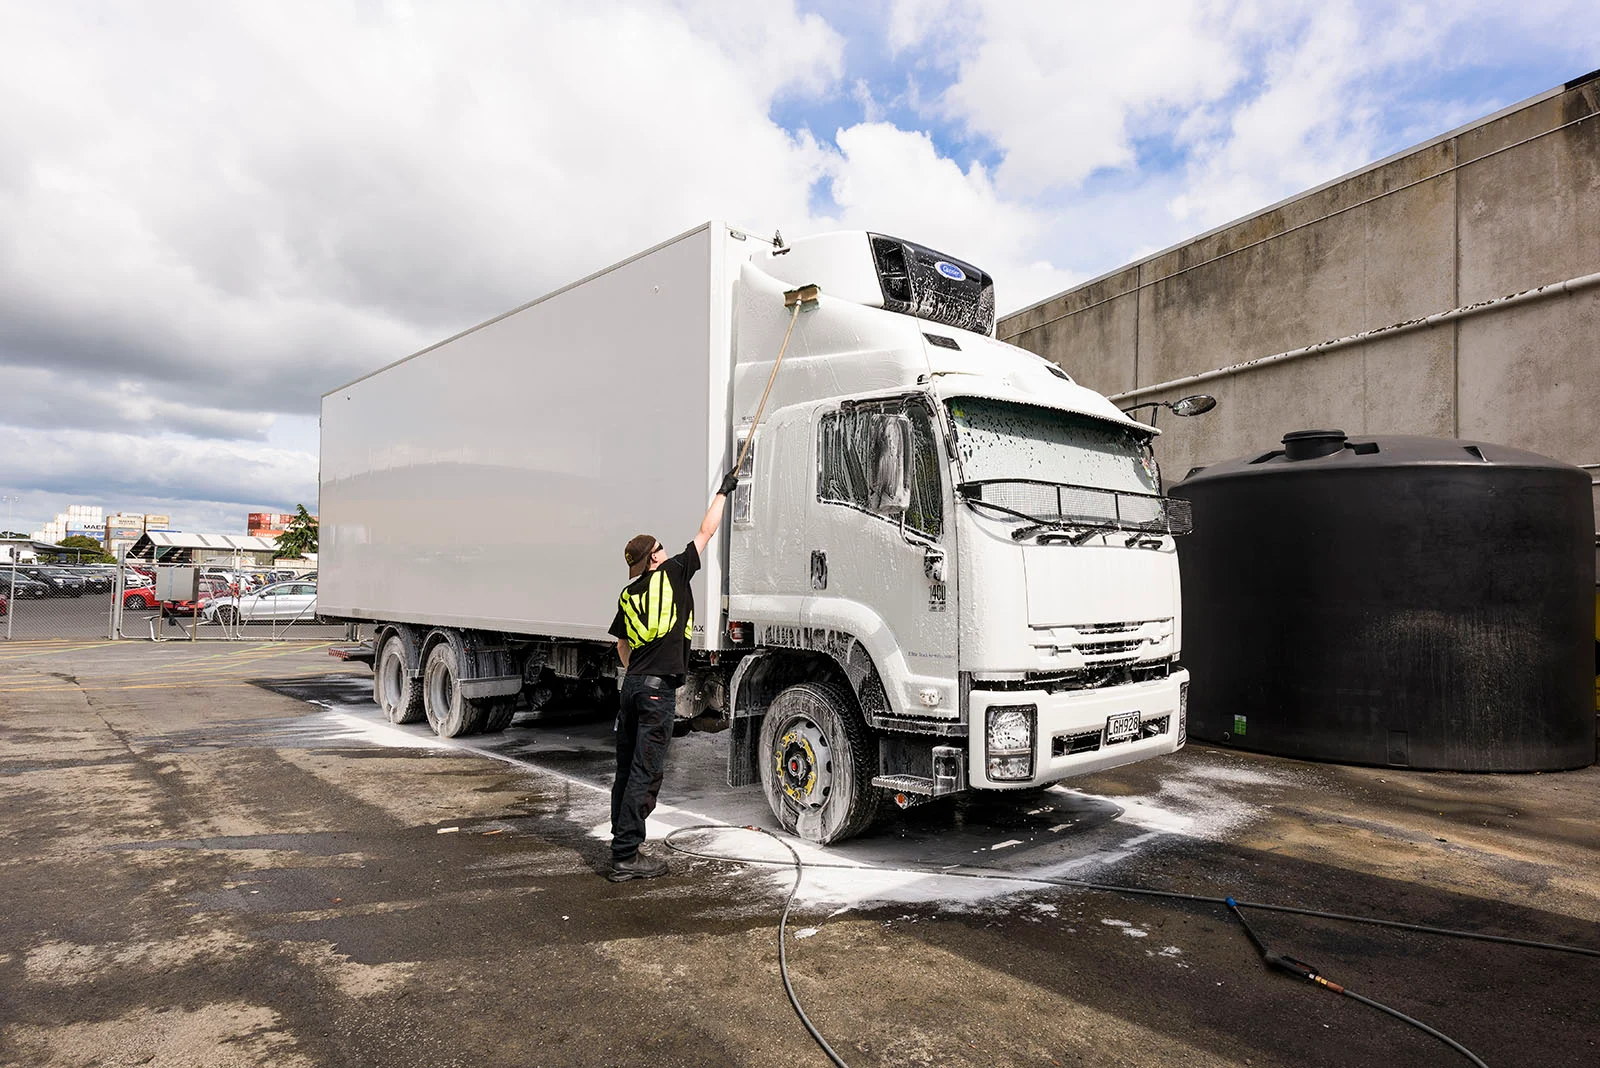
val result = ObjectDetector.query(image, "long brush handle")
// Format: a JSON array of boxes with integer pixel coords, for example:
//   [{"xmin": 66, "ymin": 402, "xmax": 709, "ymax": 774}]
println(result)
[{"xmin": 732, "ymin": 295, "xmax": 806, "ymax": 478}]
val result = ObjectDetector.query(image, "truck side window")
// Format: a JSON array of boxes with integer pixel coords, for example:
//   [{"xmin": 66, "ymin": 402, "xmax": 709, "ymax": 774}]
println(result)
[{"xmin": 818, "ymin": 401, "xmax": 942, "ymax": 539}]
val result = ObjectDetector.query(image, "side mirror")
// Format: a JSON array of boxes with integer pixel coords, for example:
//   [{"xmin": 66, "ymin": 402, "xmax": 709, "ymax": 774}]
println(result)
[
  {"xmin": 867, "ymin": 413, "xmax": 913, "ymax": 514},
  {"xmin": 1169, "ymin": 394, "xmax": 1217, "ymax": 417}
]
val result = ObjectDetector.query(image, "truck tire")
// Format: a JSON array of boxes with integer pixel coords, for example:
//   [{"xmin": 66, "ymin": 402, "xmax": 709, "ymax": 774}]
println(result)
[
  {"xmin": 479, "ymin": 697, "xmax": 517, "ymax": 733},
  {"xmin": 374, "ymin": 635, "xmax": 425, "ymax": 725},
  {"xmin": 759, "ymin": 682, "xmax": 881, "ymax": 845},
  {"xmin": 422, "ymin": 641, "xmax": 485, "ymax": 737}
]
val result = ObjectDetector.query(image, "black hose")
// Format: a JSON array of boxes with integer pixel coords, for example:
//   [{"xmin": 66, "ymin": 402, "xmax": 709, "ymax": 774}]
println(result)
[
  {"xmin": 1340, "ymin": 988, "xmax": 1489, "ymax": 1068},
  {"xmin": 665, "ymin": 824, "xmax": 1600, "ymax": 1067},
  {"xmin": 694, "ymin": 825, "xmax": 851, "ymax": 1068}
]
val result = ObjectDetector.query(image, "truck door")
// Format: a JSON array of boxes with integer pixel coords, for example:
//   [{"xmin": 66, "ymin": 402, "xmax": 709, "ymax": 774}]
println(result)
[{"xmin": 808, "ymin": 396, "xmax": 959, "ymax": 718}]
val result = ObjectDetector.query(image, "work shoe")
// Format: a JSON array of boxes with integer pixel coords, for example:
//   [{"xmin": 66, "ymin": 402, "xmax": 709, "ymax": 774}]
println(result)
[{"xmin": 608, "ymin": 851, "xmax": 669, "ymax": 882}]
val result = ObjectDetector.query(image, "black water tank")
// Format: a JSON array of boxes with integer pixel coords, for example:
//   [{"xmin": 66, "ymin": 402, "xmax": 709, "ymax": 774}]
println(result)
[{"xmin": 1172, "ymin": 430, "xmax": 1594, "ymax": 771}]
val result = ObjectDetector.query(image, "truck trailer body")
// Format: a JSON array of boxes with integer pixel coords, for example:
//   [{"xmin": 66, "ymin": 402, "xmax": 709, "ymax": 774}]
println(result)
[{"xmin": 320, "ymin": 222, "xmax": 1192, "ymax": 843}]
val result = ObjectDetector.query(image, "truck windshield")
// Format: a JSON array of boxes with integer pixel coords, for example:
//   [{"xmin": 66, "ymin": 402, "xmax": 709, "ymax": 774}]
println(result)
[{"xmin": 947, "ymin": 398, "xmax": 1157, "ymax": 493}]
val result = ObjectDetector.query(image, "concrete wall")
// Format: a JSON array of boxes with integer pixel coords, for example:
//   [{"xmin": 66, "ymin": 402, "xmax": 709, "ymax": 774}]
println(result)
[{"xmin": 999, "ymin": 73, "xmax": 1600, "ymax": 528}]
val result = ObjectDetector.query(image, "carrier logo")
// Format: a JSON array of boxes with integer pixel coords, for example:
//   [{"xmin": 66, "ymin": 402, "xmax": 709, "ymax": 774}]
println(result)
[{"xmin": 934, "ymin": 260, "xmax": 966, "ymax": 281}]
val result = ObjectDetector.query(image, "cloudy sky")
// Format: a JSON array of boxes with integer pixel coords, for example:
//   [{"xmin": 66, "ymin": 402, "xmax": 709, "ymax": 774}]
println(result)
[{"xmin": 2, "ymin": 0, "xmax": 1595, "ymax": 536}]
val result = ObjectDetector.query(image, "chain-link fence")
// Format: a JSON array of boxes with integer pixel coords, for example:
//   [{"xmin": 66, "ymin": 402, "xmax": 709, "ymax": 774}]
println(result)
[
  {"xmin": 2, "ymin": 558, "xmax": 118, "ymax": 639},
  {"xmin": 0, "ymin": 533, "xmax": 358, "ymax": 643}
]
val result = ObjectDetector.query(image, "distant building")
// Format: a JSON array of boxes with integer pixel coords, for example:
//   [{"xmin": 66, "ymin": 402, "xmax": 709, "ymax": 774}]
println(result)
[{"xmin": 247, "ymin": 511, "xmax": 310, "ymax": 540}]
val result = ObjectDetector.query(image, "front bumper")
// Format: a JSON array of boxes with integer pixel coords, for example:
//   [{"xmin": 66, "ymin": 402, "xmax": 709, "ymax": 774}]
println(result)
[{"xmin": 968, "ymin": 669, "xmax": 1189, "ymax": 788}]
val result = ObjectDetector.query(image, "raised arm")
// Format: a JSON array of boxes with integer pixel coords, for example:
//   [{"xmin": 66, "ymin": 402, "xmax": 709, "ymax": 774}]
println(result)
[{"xmin": 692, "ymin": 470, "xmax": 740, "ymax": 556}]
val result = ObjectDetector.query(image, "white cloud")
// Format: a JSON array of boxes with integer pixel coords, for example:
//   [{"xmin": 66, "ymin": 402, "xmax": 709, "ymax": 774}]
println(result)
[
  {"xmin": 0, "ymin": 367, "xmax": 275, "ymax": 440},
  {"xmin": 0, "ymin": 426, "xmax": 315, "ymax": 514},
  {"xmin": 1167, "ymin": 4, "xmax": 1379, "ymax": 228},
  {"xmin": 821, "ymin": 123, "xmax": 1078, "ymax": 308},
  {"xmin": 886, "ymin": 0, "xmax": 959, "ymax": 57},
  {"xmin": 902, "ymin": 1, "xmax": 1252, "ymax": 194}
]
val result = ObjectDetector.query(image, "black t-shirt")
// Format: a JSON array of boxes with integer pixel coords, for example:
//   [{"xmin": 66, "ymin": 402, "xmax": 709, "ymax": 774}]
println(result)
[{"xmin": 609, "ymin": 541, "xmax": 700, "ymax": 680}]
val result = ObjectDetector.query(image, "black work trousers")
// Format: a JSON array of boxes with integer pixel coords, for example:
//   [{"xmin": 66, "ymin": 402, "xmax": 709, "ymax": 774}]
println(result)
[{"xmin": 610, "ymin": 674, "xmax": 678, "ymax": 861}]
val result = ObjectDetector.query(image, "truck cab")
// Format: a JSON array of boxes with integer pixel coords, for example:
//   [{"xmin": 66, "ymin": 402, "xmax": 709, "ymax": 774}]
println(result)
[{"xmin": 721, "ymin": 231, "xmax": 1191, "ymax": 842}]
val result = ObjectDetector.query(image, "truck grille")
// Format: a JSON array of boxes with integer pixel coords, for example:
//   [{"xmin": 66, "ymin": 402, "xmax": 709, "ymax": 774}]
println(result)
[
  {"xmin": 1021, "ymin": 660, "xmax": 1171, "ymax": 694},
  {"xmin": 1072, "ymin": 621, "xmax": 1147, "ymax": 634},
  {"xmin": 1029, "ymin": 619, "xmax": 1172, "ymax": 663},
  {"xmin": 1073, "ymin": 638, "xmax": 1144, "ymax": 655}
]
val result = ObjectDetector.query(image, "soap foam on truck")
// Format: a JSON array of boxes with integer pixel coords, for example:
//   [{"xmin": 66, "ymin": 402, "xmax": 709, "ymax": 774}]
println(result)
[{"xmin": 320, "ymin": 222, "xmax": 1192, "ymax": 844}]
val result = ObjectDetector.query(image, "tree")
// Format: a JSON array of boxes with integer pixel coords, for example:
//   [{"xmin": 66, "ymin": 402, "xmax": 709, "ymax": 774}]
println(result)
[
  {"xmin": 55, "ymin": 535, "xmax": 115, "ymax": 563},
  {"xmin": 275, "ymin": 505, "xmax": 319, "ymax": 559}
]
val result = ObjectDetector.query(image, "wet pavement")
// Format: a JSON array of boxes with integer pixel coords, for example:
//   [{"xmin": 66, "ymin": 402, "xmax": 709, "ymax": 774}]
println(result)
[{"xmin": 1, "ymin": 640, "xmax": 1597, "ymax": 1067}]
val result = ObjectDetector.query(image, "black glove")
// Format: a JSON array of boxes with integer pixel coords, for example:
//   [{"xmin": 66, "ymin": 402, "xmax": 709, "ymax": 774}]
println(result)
[{"xmin": 718, "ymin": 469, "xmax": 740, "ymax": 496}]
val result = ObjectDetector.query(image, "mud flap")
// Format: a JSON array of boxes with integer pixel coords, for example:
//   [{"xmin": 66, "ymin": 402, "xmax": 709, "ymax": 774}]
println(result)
[{"xmin": 728, "ymin": 714, "xmax": 762, "ymax": 788}]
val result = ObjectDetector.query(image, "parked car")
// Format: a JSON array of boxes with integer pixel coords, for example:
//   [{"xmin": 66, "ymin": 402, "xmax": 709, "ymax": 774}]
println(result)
[
  {"xmin": 123, "ymin": 585, "xmax": 160, "ymax": 610},
  {"xmin": 18, "ymin": 567, "xmax": 86, "ymax": 597},
  {"xmin": 203, "ymin": 581, "xmax": 318, "ymax": 625},
  {"xmin": 161, "ymin": 577, "xmax": 232, "ymax": 618},
  {"xmin": 3, "ymin": 573, "xmax": 53, "ymax": 599},
  {"xmin": 61, "ymin": 567, "xmax": 113, "ymax": 594},
  {"xmin": 201, "ymin": 570, "xmax": 260, "ymax": 595}
]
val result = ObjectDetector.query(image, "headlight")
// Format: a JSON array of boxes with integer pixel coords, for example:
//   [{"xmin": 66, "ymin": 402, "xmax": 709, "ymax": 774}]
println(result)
[
  {"xmin": 987, "ymin": 706, "xmax": 1034, "ymax": 751},
  {"xmin": 986, "ymin": 704, "xmax": 1036, "ymax": 781}
]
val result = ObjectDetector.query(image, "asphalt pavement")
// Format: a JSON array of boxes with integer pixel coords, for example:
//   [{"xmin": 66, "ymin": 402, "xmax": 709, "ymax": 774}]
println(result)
[{"xmin": 1, "ymin": 641, "xmax": 1596, "ymax": 1067}]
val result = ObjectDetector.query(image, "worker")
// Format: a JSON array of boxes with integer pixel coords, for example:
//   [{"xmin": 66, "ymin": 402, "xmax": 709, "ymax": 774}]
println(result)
[{"xmin": 606, "ymin": 469, "xmax": 739, "ymax": 881}]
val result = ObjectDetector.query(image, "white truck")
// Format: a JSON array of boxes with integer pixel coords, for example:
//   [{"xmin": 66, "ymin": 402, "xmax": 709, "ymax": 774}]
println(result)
[{"xmin": 320, "ymin": 222, "xmax": 1191, "ymax": 843}]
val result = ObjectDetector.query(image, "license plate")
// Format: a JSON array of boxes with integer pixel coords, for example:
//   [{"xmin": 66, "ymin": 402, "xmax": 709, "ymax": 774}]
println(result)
[{"xmin": 1105, "ymin": 711, "xmax": 1141, "ymax": 743}]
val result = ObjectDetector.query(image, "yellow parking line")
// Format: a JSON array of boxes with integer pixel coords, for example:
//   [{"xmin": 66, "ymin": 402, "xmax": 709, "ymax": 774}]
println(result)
[
  {"xmin": 87, "ymin": 641, "xmax": 327, "ymax": 679},
  {"xmin": 0, "ymin": 671, "xmax": 354, "ymax": 695},
  {"xmin": 0, "ymin": 642, "xmax": 343, "ymax": 691},
  {"xmin": 0, "ymin": 640, "xmax": 118, "ymax": 661}
]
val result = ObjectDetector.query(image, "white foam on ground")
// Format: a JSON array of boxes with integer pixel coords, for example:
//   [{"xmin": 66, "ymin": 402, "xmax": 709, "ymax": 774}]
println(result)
[
  {"xmin": 298, "ymin": 700, "xmax": 1273, "ymax": 914},
  {"xmin": 322, "ymin": 710, "xmax": 456, "ymax": 751}
]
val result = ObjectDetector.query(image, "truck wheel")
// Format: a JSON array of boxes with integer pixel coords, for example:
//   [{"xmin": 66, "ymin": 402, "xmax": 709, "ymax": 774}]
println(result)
[
  {"xmin": 759, "ymin": 682, "xmax": 881, "ymax": 845},
  {"xmin": 374, "ymin": 636, "xmax": 425, "ymax": 725},
  {"xmin": 423, "ymin": 642, "xmax": 484, "ymax": 737}
]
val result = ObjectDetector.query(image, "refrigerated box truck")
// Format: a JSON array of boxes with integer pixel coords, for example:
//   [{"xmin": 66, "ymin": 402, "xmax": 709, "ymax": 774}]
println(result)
[{"xmin": 320, "ymin": 222, "xmax": 1193, "ymax": 843}]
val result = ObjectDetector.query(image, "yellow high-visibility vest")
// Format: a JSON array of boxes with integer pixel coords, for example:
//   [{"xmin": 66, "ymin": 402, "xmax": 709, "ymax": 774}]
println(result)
[{"xmin": 618, "ymin": 570, "xmax": 693, "ymax": 646}]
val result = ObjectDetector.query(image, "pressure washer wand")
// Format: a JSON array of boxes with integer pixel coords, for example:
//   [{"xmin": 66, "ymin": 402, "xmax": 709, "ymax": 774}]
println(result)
[
  {"xmin": 1226, "ymin": 896, "xmax": 1342, "ymax": 990},
  {"xmin": 732, "ymin": 284, "xmax": 819, "ymax": 479},
  {"xmin": 1224, "ymin": 897, "xmax": 1489, "ymax": 1067}
]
